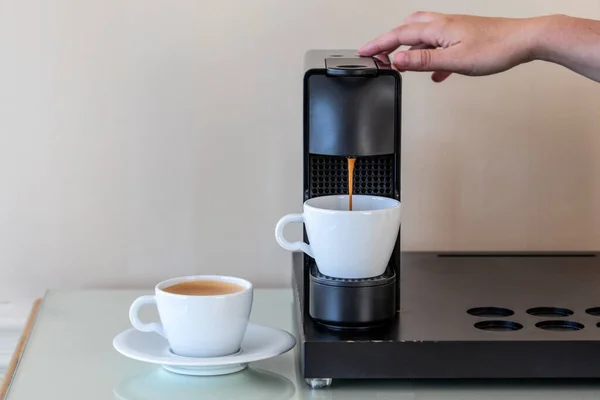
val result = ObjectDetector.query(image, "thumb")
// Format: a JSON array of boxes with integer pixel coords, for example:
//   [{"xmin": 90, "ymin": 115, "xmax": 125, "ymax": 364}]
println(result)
[{"xmin": 392, "ymin": 48, "xmax": 457, "ymax": 72}]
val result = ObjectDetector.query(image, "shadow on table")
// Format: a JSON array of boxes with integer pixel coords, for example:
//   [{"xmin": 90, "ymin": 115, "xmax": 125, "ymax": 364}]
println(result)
[{"xmin": 113, "ymin": 366, "xmax": 295, "ymax": 400}]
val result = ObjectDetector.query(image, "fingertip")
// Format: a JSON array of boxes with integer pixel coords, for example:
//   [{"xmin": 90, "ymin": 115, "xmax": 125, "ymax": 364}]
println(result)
[{"xmin": 357, "ymin": 43, "xmax": 377, "ymax": 56}]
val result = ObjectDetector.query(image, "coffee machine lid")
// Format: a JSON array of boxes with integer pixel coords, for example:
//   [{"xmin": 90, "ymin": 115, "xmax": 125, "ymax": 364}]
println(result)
[{"xmin": 324, "ymin": 57, "xmax": 378, "ymax": 77}]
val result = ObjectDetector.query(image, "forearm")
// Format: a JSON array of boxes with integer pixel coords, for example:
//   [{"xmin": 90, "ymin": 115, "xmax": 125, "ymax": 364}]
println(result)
[{"xmin": 532, "ymin": 14, "xmax": 600, "ymax": 82}]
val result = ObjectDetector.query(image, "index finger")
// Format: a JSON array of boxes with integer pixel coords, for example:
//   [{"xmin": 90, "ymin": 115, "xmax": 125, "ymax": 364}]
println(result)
[
  {"xmin": 358, "ymin": 22, "xmax": 440, "ymax": 56},
  {"xmin": 358, "ymin": 11, "xmax": 440, "ymax": 56}
]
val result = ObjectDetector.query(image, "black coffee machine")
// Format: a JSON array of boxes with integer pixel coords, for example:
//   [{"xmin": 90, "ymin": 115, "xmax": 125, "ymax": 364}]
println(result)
[{"xmin": 293, "ymin": 49, "xmax": 600, "ymax": 389}]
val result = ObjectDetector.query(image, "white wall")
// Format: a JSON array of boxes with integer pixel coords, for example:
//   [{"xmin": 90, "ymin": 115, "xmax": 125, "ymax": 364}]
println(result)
[{"xmin": 1, "ymin": 0, "xmax": 599, "ymax": 299}]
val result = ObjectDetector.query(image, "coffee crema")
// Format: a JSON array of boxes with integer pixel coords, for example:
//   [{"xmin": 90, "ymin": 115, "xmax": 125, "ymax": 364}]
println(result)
[
  {"xmin": 163, "ymin": 280, "xmax": 245, "ymax": 296},
  {"xmin": 347, "ymin": 157, "xmax": 356, "ymax": 211}
]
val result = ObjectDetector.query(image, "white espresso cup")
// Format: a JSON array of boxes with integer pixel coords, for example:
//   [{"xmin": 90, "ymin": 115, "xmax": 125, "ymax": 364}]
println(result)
[
  {"xmin": 129, "ymin": 275, "xmax": 253, "ymax": 358},
  {"xmin": 275, "ymin": 195, "xmax": 401, "ymax": 279}
]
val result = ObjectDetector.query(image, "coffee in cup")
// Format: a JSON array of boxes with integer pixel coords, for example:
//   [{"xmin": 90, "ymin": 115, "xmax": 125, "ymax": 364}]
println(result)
[
  {"xmin": 275, "ymin": 195, "xmax": 401, "ymax": 279},
  {"xmin": 129, "ymin": 275, "xmax": 253, "ymax": 358},
  {"xmin": 162, "ymin": 280, "xmax": 246, "ymax": 296}
]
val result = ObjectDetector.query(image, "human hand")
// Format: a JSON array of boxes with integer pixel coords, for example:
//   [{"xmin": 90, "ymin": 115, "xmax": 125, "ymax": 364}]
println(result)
[{"xmin": 359, "ymin": 12, "xmax": 542, "ymax": 82}]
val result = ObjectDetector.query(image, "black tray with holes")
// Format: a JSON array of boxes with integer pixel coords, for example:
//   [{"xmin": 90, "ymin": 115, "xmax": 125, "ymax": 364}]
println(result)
[{"xmin": 293, "ymin": 251, "xmax": 600, "ymax": 379}]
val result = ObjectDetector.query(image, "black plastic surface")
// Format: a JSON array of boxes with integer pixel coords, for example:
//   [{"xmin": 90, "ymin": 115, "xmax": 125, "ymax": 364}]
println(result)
[
  {"xmin": 325, "ymin": 57, "xmax": 378, "ymax": 76},
  {"xmin": 309, "ymin": 265, "xmax": 396, "ymax": 330},
  {"xmin": 304, "ymin": 50, "xmax": 397, "ymax": 72},
  {"xmin": 308, "ymin": 155, "xmax": 395, "ymax": 198},
  {"xmin": 310, "ymin": 264, "xmax": 396, "ymax": 288},
  {"xmin": 306, "ymin": 73, "xmax": 398, "ymax": 156},
  {"xmin": 293, "ymin": 251, "xmax": 600, "ymax": 379}
]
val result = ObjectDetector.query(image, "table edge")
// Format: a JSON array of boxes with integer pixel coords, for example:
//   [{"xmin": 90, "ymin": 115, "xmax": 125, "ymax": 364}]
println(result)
[{"xmin": 0, "ymin": 299, "xmax": 41, "ymax": 400}]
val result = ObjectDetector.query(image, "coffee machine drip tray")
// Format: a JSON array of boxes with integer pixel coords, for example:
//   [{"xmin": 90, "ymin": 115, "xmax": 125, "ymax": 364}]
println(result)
[
  {"xmin": 293, "ymin": 251, "xmax": 600, "ymax": 380},
  {"xmin": 308, "ymin": 262, "xmax": 396, "ymax": 331},
  {"xmin": 309, "ymin": 264, "xmax": 395, "ymax": 287}
]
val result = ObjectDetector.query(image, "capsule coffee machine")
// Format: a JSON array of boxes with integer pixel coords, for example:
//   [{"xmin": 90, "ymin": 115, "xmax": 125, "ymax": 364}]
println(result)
[{"xmin": 293, "ymin": 49, "xmax": 600, "ymax": 388}]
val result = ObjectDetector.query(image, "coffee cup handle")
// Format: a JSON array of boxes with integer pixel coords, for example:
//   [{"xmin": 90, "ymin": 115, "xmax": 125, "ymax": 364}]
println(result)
[
  {"xmin": 129, "ymin": 295, "xmax": 165, "ymax": 338},
  {"xmin": 275, "ymin": 214, "xmax": 314, "ymax": 258}
]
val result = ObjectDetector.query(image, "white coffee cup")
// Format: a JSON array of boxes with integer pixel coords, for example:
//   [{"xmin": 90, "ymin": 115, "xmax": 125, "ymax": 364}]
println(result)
[
  {"xmin": 129, "ymin": 275, "xmax": 253, "ymax": 358},
  {"xmin": 275, "ymin": 195, "xmax": 401, "ymax": 279}
]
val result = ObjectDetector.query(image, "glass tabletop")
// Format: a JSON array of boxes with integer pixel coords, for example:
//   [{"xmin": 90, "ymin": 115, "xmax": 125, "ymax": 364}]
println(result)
[{"xmin": 6, "ymin": 288, "xmax": 600, "ymax": 399}]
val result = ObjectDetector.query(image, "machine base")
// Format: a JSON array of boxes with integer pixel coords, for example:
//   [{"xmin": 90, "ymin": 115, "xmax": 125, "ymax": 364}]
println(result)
[
  {"xmin": 309, "ymin": 263, "xmax": 396, "ymax": 330},
  {"xmin": 305, "ymin": 378, "xmax": 333, "ymax": 389},
  {"xmin": 293, "ymin": 251, "xmax": 600, "ymax": 380}
]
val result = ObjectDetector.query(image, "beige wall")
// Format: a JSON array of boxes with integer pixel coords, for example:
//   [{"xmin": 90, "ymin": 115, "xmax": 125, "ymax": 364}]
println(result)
[{"xmin": 1, "ymin": 0, "xmax": 599, "ymax": 299}]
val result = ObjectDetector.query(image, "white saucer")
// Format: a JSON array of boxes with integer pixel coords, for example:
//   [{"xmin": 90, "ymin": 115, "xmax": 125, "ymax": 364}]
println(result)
[{"xmin": 113, "ymin": 323, "xmax": 296, "ymax": 376}]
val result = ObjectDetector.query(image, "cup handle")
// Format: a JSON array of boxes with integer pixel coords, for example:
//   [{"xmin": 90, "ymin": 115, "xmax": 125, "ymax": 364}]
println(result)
[
  {"xmin": 129, "ymin": 295, "xmax": 165, "ymax": 338},
  {"xmin": 275, "ymin": 213, "xmax": 314, "ymax": 258}
]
